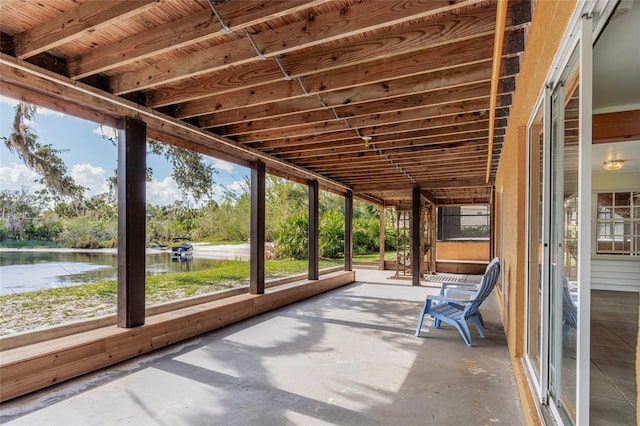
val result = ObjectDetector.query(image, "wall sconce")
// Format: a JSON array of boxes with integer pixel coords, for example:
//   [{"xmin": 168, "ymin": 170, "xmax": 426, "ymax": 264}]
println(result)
[
  {"xmin": 362, "ymin": 136, "xmax": 372, "ymax": 148},
  {"xmin": 602, "ymin": 160, "xmax": 624, "ymax": 171}
]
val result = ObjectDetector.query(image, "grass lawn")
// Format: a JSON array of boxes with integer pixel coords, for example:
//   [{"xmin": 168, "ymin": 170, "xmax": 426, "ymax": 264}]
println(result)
[
  {"xmin": 353, "ymin": 251, "xmax": 396, "ymax": 261},
  {"xmin": 0, "ymin": 240, "xmax": 61, "ymax": 249},
  {"xmin": 0, "ymin": 258, "xmax": 343, "ymax": 336}
]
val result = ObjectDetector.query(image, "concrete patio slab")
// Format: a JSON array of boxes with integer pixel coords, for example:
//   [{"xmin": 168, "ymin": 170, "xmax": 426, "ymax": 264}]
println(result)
[{"xmin": 0, "ymin": 269, "xmax": 522, "ymax": 425}]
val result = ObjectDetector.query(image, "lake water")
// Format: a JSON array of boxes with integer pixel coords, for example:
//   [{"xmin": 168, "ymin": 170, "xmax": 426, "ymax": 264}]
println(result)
[{"xmin": 0, "ymin": 251, "xmax": 224, "ymax": 295}]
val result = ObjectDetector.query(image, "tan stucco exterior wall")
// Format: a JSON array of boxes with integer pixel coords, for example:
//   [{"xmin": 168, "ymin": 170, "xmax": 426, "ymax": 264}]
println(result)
[
  {"xmin": 436, "ymin": 241, "xmax": 490, "ymax": 261},
  {"xmin": 494, "ymin": 1, "xmax": 577, "ymax": 424}
]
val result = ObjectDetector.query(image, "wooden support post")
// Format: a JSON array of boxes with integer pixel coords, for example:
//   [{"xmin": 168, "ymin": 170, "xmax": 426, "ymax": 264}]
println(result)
[
  {"xmin": 419, "ymin": 201, "xmax": 426, "ymax": 277},
  {"xmin": 412, "ymin": 186, "xmax": 422, "ymax": 286},
  {"xmin": 344, "ymin": 190, "xmax": 353, "ymax": 272},
  {"xmin": 490, "ymin": 187, "xmax": 495, "ymax": 260},
  {"xmin": 379, "ymin": 205, "xmax": 385, "ymax": 270},
  {"xmin": 308, "ymin": 180, "xmax": 319, "ymax": 280},
  {"xmin": 250, "ymin": 160, "xmax": 265, "ymax": 294},
  {"xmin": 117, "ymin": 117, "xmax": 146, "ymax": 328},
  {"xmin": 430, "ymin": 204, "xmax": 437, "ymax": 274}
]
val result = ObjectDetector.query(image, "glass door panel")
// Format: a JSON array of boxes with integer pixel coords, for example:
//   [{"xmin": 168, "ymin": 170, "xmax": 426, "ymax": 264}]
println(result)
[
  {"xmin": 526, "ymin": 103, "xmax": 545, "ymax": 386},
  {"xmin": 549, "ymin": 52, "xmax": 579, "ymax": 425}
]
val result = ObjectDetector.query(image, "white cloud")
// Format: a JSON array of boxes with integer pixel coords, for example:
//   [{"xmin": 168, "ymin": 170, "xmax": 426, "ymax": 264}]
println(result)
[
  {"xmin": 227, "ymin": 180, "xmax": 246, "ymax": 192},
  {"xmin": 37, "ymin": 106, "xmax": 64, "ymax": 117},
  {"xmin": 0, "ymin": 163, "xmax": 42, "ymax": 192},
  {"xmin": 212, "ymin": 159, "xmax": 234, "ymax": 173},
  {"xmin": 0, "ymin": 95, "xmax": 19, "ymax": 108},
  {"xmin": 71, "ymin": 163, "xmax": 109, "ymax": 197},
  {"xmin": 0, "ymin": 95, "xmax": 62, "ymax": 117},
  {"xmin": 92, "ymin": 125, "xmax": 118, "ymax": 141},
  {"xmin": 146, "ymin": 176, "xmax": 182, "ymax": 206},
  {"xmin": 0, "ymin": 160, "xmax": 183, "ymax": 206}
]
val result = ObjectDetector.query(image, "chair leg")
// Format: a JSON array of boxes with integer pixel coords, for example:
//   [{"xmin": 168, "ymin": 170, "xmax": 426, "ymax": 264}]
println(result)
[
  {"xmin": 433, "ymin": 318, "xmax": 441, "ymax": 328},
  {"xmin": 470, "ymin": 315, "xmax": 485, "ymax": 339},
  {"xmin": 452, "ymin": 319, "xmax": 473, "ymax": 347},
  {"xmin": 415, "ymin": 302, "xmax": 429, "ymax": 337}
]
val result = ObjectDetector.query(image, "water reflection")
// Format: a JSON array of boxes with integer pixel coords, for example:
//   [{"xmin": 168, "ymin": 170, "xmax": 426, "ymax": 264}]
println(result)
[{"xmin": 0, "ymin": 251, "xmax": 225, "ymax": 295}]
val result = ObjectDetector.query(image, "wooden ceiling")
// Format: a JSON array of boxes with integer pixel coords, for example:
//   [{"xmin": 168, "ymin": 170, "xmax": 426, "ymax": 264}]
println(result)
[{"xmin": 0, "ymin": 0, "xmax": 531, "ymax": 206}]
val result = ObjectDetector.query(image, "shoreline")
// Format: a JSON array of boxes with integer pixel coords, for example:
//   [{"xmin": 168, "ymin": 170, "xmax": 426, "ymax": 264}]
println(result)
[{"xmin": 0, "ymin": 243, "xmax": 252, "ymax": 260}]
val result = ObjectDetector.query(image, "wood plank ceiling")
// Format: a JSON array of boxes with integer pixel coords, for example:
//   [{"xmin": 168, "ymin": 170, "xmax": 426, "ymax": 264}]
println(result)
[{"xmin": 0, "ymin": 0, "xmax": 531, "ymax": 206}]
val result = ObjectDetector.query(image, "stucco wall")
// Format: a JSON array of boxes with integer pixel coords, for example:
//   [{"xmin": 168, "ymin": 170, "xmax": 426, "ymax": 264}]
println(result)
[
  {"xmin": 436, "ymin": 241, "xmax": 490, "ymax": 261},
  {"xmin": 494, "ymin": 0, "xmax": 577, "ymax": 423}
]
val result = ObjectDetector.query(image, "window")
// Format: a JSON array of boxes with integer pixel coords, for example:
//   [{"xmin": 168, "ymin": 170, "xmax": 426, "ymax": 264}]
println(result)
[
  {"xmin": 595, "ymin": 191, "xmax": 640, "ymax": 255},
  {"xmin": 437, "ymin": 205, "xmax": 490, "ymax": 241}
]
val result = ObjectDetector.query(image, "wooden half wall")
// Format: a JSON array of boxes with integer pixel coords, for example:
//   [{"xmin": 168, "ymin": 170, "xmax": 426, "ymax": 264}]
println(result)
[{"xmin": 0, "ymin": 270, "xmax": 355, "ymax": 402}]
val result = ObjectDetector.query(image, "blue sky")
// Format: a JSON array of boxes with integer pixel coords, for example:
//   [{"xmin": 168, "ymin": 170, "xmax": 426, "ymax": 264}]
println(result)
[{"xmin": 0, "ymin": 95, "xmax": 249, "ymax": 205}]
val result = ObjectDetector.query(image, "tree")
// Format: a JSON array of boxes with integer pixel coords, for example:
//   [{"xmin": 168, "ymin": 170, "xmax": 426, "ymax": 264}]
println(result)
[
  {"xmin": 1, "ymin": 103, "xmax": 85, "ymax": 202},
  {"xmin": 4, "ymin": 102, "xmax": 218, "ymax": 206},
  {"xmin": 0, "ymin": 188, "xmax": 46, "ymax": 240}
]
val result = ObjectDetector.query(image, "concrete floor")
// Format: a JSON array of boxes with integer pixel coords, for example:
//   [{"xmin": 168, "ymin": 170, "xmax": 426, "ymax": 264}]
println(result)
[
  {"xmin": 590, "ymin": 290, "xmax": 638, "ymax": 426},
  {"xmin": 0, "ymin": 269, "xmax": 523, "ymax": 426}
]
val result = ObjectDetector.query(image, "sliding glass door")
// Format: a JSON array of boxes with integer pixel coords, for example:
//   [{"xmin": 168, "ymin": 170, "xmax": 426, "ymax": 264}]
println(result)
[
  {"xmin": 524, "ymin": 7, "xmax": 600, "ymax": 424},
  {"xmin": 548, "ymin": 51, "xmax": 580, "ymax": 425},
  {"xmin": 525, "ymin": 97, "xmax": 548, "ymax": 399}
]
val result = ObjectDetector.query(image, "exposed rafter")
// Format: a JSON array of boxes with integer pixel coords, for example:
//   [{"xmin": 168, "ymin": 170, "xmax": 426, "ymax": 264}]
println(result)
[{"xmin": 0, "ymin": 0, "xmax": 532, "ymax": 205}]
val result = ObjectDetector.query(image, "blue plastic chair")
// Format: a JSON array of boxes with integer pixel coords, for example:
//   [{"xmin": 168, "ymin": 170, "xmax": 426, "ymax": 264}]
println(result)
[
  {"xmin": 562, "ymin": 276, "xmax": 578, "ymax": 337},
  {"xmin": 414, "ymin": 257, "xmax": 501, "ymax": 346}
]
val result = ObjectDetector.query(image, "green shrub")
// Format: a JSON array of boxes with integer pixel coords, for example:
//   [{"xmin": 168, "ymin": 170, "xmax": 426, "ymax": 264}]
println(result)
[
  {"xmin": 319, "ymin": 209, "xmax": 344, "ymax": 258},
  {"xmin": 273, "ymin": 214, "xmax": 308, "ymax": 259}
]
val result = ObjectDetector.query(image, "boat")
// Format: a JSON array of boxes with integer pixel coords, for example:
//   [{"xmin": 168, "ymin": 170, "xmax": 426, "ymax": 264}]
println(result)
[{"xmin": 170, "ymin": 241, "xmax": 193, "ymax": 261}]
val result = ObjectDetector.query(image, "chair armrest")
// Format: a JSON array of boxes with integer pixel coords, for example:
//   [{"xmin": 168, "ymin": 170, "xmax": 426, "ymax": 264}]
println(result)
[
  {"xmin": 443, "ymin": 288, "xmax": 477, "ymax": 299},
  {"xmin": 427, "ymin": 294, "xmax": 474, "ymax": 305},
  {"xmin": 439, "ymin": 281, "xmax": 480, "ymax": 296}
]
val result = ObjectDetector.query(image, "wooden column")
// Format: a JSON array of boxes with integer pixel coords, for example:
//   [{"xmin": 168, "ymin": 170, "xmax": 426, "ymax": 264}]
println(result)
[
  {"xmin": 412, "ymin": 186, "xmax": 422, "ymax": 286},
  {"xmin": 308, "ymin": 180, "xmax": 319, "ymax": 280},
  {"xmin": 344, "ymin": 190, "xmax": 353, "ymax": 272},
  {"xmin": 117, "ymin": 117, "xmax": 146, "ymax": 328},
  {"xmin": 429, "ymin": 204, "xmax": 437, "ymax": 274},
  {"xmin": 379, "ymin": 205, "xmax": 385, "ymax": 270},
  {"xmin": 490, "ymin": 187, "xmax": 496, "ymax": 260},
  {"xmin": 250, "ymin": 160, "xmax": 265, "ymax": 294}
]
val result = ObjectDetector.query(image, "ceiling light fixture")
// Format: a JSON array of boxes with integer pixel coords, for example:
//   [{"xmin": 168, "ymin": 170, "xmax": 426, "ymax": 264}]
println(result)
[
  {"xmin": 362, "ymin": 136, "xmax": 372, "ymax": 148},
  {"xmin": 603, "ymin": 160, "xmax": 624, "ymax": 171}
]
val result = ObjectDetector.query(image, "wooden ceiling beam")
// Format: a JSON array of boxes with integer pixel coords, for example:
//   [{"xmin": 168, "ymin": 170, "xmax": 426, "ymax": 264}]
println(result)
[
  {"xmin": 258, "ymin": 121, "xmax": 493, "ymax": 153},
  {"xmin": 352, "ymin": 179, "xmax": 490, "ymax": 193},
  {"xmin": 68, "ymin": 0, "xmax": 333, "ymax": 78},
  {"xmin": 289, "ymin": 140, "xmax": 488, "ymax": 167},
  {"xmin": 286, "ymin": 147, "xmax": 489, "ymax": 169},
  {"xmin": 253, "ymin": 0, "xmax": 487, "ymax": 57},
  {"xmin": 0, "ymin": 78, "xmax": 120, "ymax": 128},
  {"xmin": 206, "ymin": 80, "xmax": 508, "ymax": 133},
  {"xmin": 330, "ymin": 172, "xmax": 488, "ymax": 186},
  {"xmin": 312, "ymin": 157, "xmax": 494, "ymax": 176},
  {"xmin": 113, "ymin": 1, "xmax": 510, "ymax": 95},
  {"xmin": 146, "ymin": 20, "xmax": 523, "ymax": 109},
  {"xmin": 275, "ymin": 132, "xmax": 488, "ymax": 161},
  {"xmin": 314, "ymin": 160, "xmax": 489, "ymax": 177},
  {"xmin": 196, "ymin": 64, "xmax": 508, "ymax": 126},
  {"xmin": 249, "ymin": 113, "xmax": 503, "ymax": 150},
  {"xmin": 233, "ymin": 100, "xmax": 510, "ymax": 143},
  {"xmin": 15, "ymin": 0, "xmax": 158, "ymax": 59},
  {"xmin": 306, "ymin": 146, "xmax": 490, "ymax": 169},
  {"xmin": 592, "ymin": 110, "xmax": 640, "ymax": 144},
  {"xmin": 0, "ymin": 53, "xmax": 353, "ymax": 196},
  {"xmin": 345, "ymin": 171, "xmax": 486, "ymax": 185},
  {"xmin": 174, "ymin": 31, "xmax": 521, "ymax": 116}
]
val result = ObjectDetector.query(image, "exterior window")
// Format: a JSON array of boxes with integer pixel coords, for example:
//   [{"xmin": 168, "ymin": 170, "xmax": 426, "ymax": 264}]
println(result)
[
  {"xmin": 437, "ymin": 206, "xmax": 490, "ymax": 241},
  {"xmin": 595, "ymin": 191, "xmax": 640, "ymax": 255}
]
